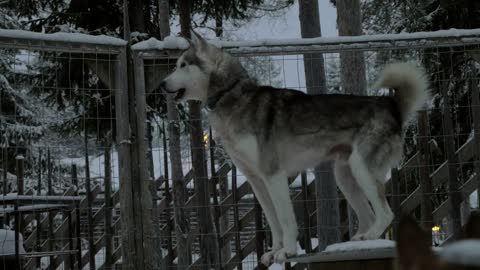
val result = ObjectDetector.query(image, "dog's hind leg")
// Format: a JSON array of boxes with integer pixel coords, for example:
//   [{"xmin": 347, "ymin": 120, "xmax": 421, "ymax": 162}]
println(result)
[
  {"xmin": 263, "ymin": 171, "xmax": 298, "ymax": 263},
  {"xmin": 334, "ymin": 159, "xmax": 375, "ymax": 238},
  {"xmin": 348, "ymin": 144, "xmax": 394, "ymax": 240}
]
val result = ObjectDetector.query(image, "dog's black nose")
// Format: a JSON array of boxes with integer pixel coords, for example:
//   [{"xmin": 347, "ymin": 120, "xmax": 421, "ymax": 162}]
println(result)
[{"xmin": 160, "ymin": 80, "xmax": 166, "ymax": 90}]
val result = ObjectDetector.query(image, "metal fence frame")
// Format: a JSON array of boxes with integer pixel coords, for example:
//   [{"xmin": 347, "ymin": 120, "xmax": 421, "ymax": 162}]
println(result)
[{"xmin": 1, "ymin": 28, "xmax": 480, "ymax": 270}]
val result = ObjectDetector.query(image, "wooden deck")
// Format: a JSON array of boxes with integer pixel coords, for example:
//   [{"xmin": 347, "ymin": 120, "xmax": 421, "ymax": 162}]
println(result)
[{"xmin": 287, "ymin": 247, "xmax": 395, "ymax": 270}]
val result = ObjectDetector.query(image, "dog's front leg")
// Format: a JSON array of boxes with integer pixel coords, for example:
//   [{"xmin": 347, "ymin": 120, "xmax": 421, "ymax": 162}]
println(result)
[
  {"xmin": 230, "ymin": 159, "xmax": 283, "ymax": 266},
  {"xmin": 247, "ymin": 175, "xmax": 284, "ymax": 266},
  {"xmin": 264, "ymin": 171, "xmax": 298, "ymax": 263}
]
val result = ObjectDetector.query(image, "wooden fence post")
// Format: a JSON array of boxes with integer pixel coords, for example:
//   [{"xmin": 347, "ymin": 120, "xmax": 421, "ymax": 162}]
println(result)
[
  {"xmin": 470, "ymin": 63, "xmax": 480, "ymax": 209},
  {"xmin": 15, "ymin": 153, "xmax": 24, "ymax": 270},
  {"xmin": 301, "ymin": 172, "xmax": 312, "ymax": 253},
  {"xmin": 72, "ymin": 164, "xmax": 82, "ymax": 269},
  {"xmin": 132, "ymin": 52, "xmax": 159, "ymax": 269},
  {"xmin": 114, "ymin": 46, "xmax": 137, "ymax": 269},
  {"xmin": 441, "ymin": 77, "xmax": 462, "ymax": 240},
  {"xmin": 231, "ymin": 166, "xmax": 243, "ymax": 270},
  {"xmin": 84, "ymin": 130, "xmax": 95, "ymax": 270},
  {"xmin": 254, "ymin": 187, "xmax": 266, "ymax": 270},
  {"xmin": 418, "ymin": 110, "xmax": 433, "ymax": 239},
  {"xmin": 36, "ymin": 151, "xmax": 42, "ymax": 268},
  {"xmin": 104, "ymin": 145, "xmax": 114, "ymax": 269},
  {"xmin": 47, "ymin": 150, "xmax": 55, "ymax": 270},
  {"xmin": 161, "ymin": 121, "xmax": 174, "ymax": 268},
  {"xmin": 390, "ymin": 168, "xmax": 401, "ymax": 240}
]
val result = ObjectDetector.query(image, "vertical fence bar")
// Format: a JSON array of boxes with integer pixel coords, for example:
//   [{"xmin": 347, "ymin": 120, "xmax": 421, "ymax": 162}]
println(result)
[
  {"xmin": 104, "ymin": 145, "xmax": 113, "ymax": 269},
  {"xmin": 84, "ymin": 130, "xmax": 95, "ymax": 270},
  {"xmin": 441, "ymin": 76, "xmax": 462, "ymax": 240},
  {"xmin": 67, "ymin": 209, "xmax": 74, "ymax": 270},
  {"xmin": 36, "ymin": 151, "xmax": 42, "ymax": 268},
  {"xmin": 301, "ymin": 172, "xmax": 312, "ymax": 253},
  {"xmin": 47, "ymin": 150, "xmax": 55, "ymax": 270},
  {"xmin": 391, "ymin": 168, "xmax": 401, "ymax": 240},
  {"xmin": 254, "ymin": 189, "xmax": 266, "ymax": 270},
  {"xmin": 231, "ymin": 166, "xmax": 243, "ymax": 270},
  {"xmin": 72, "ymin": 164, "xmax": 82, "ymax": 269},
  {"xmin": 162, "ymin": 121, "xmax": 173, "ymax": 267},
  {"xmin": 16, "ymin": 152, "xmax": 24, "ymax": 233},
  {"xmin": 470, "ymin": 63, "xmax": 480, "ymax": 209},
  {"xmin": 418, "ymin": 110, "xmax": 433, "ymax": 239}
]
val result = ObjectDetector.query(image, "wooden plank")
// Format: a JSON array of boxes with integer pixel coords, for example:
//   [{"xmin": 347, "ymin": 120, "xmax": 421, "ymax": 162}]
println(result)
[
  {"xmin": 221, "ymin": 207, "xmax": 255, "ymax": 244},
  {"xmin": 24, "ymin": 186, "xmax": 100, "ymax": 248},
  {"xmin": 399, "ymin": 136, "xmax": 475, "ymax": 215},
  {"xmin": 286, "ymin": 248, "xmax": 394, "ymax": 263},
  {"xmin": 223, "ymin": 237, "xmax": 257, "ymax": 270},
  {"xmin": 433, "ymin": 173, "xmax": 479, "ymax": 224}
]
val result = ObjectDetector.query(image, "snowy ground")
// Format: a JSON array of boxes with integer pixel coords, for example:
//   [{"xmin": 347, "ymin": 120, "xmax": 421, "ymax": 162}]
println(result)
[{"xmin": 0, "ymin": 229, "xmax": 26, "ymax": 256}]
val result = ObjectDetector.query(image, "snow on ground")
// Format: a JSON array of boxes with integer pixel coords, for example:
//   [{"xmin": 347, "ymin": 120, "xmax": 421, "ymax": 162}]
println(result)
[
  {"xmin": 471, "ymin": 190, "xmax": 478, "ymax": 208},
  {"xmin": 0, "ymin": 229, "xmax": 26, "ymax": 256},
  {"xmin": 438, "ymin": 240, "xmax": 480, "ymax": 267},
  {"xmin": 324, "ymin": 239, "xmax": 395, "ymax": 253}
]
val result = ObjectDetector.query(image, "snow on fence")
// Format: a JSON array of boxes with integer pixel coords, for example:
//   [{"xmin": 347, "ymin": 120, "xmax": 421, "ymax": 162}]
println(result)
[{"xmin": 0, "ymin": 29, "xmax": 479, "ymax": 270}]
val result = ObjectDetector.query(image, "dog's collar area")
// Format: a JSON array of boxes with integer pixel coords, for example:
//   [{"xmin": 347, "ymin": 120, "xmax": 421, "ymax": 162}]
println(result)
[{"xmin": 205, "ymin": 79, "xmax": 240, "ymax": 111}]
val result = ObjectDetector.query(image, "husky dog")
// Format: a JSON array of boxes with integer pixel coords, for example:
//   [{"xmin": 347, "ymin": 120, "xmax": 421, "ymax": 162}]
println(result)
[
  {"xmin": 396, "ymin": 213, "xmax": 480, "ymax": 270},
  {"xmin": 160, "ymin": 31, "xmax": 429, "ymax": 265}
]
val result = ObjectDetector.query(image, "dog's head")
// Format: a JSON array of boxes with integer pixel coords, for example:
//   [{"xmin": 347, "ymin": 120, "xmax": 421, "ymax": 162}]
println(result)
[
  {"xmin": 396, "ymin": 213, "xmax": 480, "ymax": 270},
  {"xmin": 160, "ymin": 31, "xmax": 221, "ymax": 103}
]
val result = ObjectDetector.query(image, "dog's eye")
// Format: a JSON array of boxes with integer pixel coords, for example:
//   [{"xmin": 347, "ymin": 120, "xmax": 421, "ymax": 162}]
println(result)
[{"xmin": 180, "ymin": 62, "xmax": 186, "ymax": 68}]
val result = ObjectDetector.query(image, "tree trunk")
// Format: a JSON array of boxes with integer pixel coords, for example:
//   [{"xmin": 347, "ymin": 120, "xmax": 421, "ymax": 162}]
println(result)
[
  {"xmin": 179, "ymin": 0, "xmax": 219, "ymax": 267},
  {"xmin": 167, "ymin": 95, "xmax": 191, "ymax": 270},
  {"xmin": 129, "ymin": 0, "xmax": 145, "ymax": 33},
  {"xmin": 299, "ymin": 0, "xmax": 340, "ymax": 251},
  {"xmin": 213, "ymin": 5, "xmax": 231, "ymax": 263},
  {"xmin": 336, "ymin": 0, "xmax": 367, "ymax": 239},
  {"xmin": 158, "ymin": 0, "xmax": 170, "ymax": 39},
  {"xmin": 336, "ymin": 0, "xmax": 367, "ymax": 95}
]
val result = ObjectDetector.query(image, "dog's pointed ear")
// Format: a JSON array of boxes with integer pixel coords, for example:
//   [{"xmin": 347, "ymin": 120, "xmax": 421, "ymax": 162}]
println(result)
[
  {"xmin": 191, "ymin": 30, "xmax": 208, "ymax": 50},
  {"xmin": 463, "ymin": 210, "xmax": 480, "ymax": 239},
  {"xmin": 396, "ymin": 216, "xmax": 437, "ymax": 270}
]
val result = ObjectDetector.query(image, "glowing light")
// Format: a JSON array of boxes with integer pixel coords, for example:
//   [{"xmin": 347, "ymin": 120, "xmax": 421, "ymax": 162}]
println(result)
[
  {"xmin": 204, "ymin": 134, "xmax": 209, "ymax": 144},
  {"xmin": 432, "ymin": 226, "xmax": 440, "ymax": 232}
]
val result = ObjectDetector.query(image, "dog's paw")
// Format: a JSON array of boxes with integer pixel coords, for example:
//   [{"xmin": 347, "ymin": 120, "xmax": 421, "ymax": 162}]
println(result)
[
  {"xmin": 261, "ymin": 251, "xmax": 275, "ymax": 266},
  {"xmin": 351, "ymin": 233, "xmax": 366, "ymax": 241},
  {"xmin": 273, "ymin": 247, "xmax": 297, "ymax": 264},
  {"xmin": 352, "ymin": 230, "xmax": 379, "ymax": 241}
]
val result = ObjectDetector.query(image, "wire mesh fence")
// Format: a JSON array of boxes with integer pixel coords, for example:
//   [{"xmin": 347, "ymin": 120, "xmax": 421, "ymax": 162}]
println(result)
[{"xmin": 0, "ymin": 29, "xmax": 479, "ymax": 270}]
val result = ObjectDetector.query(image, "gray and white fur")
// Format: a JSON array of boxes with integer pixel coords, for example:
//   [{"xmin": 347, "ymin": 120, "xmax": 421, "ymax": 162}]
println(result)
[{"xmin": 161, "ymin": 31, "xmax": 430, "ymax": 266}]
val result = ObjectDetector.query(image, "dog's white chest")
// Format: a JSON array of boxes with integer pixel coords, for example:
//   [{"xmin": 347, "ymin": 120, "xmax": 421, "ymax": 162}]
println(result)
[{"xmin": 234, "ymin": 135, "xmax": 259, "ymax": 162}]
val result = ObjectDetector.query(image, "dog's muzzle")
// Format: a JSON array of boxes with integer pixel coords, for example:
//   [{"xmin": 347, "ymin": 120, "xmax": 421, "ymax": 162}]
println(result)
[{"xmin": 160, "ymin": 81, "xmax": 186, "ymax": 101}]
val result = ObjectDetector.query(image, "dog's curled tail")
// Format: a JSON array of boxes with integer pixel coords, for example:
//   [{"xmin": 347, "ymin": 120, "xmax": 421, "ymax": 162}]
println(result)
[{"xmin": 374, "ymin": 62, "xmax": 430, "ymax": 124}]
